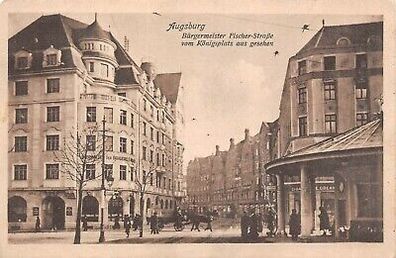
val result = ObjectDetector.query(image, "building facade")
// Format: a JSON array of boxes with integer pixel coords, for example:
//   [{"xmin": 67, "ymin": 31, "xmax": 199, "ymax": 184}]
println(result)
[
  {"xmin": 186, "ymin": 123, "xmax": 276, "ymax": 217},
  {"xmin": 8, "ymin": 14, "xmax": 185, "ymax": 230},
  {"xmin": 267, "ymin": 21, "xmax": 383, "ymax": 239}
]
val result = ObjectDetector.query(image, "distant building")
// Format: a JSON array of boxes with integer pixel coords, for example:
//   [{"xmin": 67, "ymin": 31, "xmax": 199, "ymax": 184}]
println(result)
[
  {"xmin": 186, "ymin": 123, "xmax": 276, "ymax": 217},
  {"xmin": 266, "ymin": 21, "xmax": 383, "ymax": 240},
  {"xmin": 8, "ymin": 14, "xmax": 185, "ymax": 230}
]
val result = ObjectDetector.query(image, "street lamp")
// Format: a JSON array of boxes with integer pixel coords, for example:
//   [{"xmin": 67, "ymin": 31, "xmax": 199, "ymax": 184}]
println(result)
[{"xmin": 98, "ymin": 116, "xmax": 114, "ymax": 243}]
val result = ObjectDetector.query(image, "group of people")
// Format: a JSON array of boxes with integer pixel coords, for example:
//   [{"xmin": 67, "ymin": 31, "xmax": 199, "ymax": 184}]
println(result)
[
  {"xmin": 288, "ymin": 206, "xmax": 331, "ymax": 241},
  {"xmin": 240, "ymin": 210, "xmax": 265, "ymax": 241},
  {"xmin": 189, "ymin": 211, "xmax": 214, "ymax": 232}
]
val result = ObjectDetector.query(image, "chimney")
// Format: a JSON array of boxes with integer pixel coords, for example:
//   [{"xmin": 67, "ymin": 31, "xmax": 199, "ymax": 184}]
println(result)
[
  {"xmin": 244, "ymin": 128, "xmax": 250, "ymax": 141},
  {"xmin": 229, "ymin": 138, "xmax": 235, "ymax": 149},
  {"xmin": 215, "ymin": 145, "xmax": 220, "ymax": 156}
]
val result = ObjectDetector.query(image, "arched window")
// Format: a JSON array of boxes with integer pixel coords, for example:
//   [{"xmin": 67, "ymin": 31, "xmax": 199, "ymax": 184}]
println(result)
[
  {"xmin": 160, "ymin": 199, "xmax": 164, "ymax": 209},
  {"xmin": 82, "ymin": 195, "xmax": 99, "ymax": 222},
  {"xmin": 165, "ymin": 200, "xmax": 168, "ymax": 209},
  {"xmin": 108, "ymin": 196, "xmax": 123, "ymax": 219},
  {"xmin": 336, "ymin": 37, "xmax": 351, "ymax": 47},
  {"xmin": 170, "ymin": 200, "xmax": 173, "ymax": 209},
  {"xmin": 146, "ymin": 198, "xmax": 151, "ymax": 210},
  {"xmin": 8, "ymin": 196, "xmax": 27, "ymax": 222},
  {"xmin": 155, "ymin": 196, "xmax": 159, "ymax": 206}
]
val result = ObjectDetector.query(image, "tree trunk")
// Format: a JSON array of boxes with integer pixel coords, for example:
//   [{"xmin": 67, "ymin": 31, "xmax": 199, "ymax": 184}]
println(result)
[
  {"xmin": 139, "ymin": 193, "xmax": 144, "ymax": 237},
  {"xmin": 74, "ymin": 184, "xmax": 83, "ymax": 244}
]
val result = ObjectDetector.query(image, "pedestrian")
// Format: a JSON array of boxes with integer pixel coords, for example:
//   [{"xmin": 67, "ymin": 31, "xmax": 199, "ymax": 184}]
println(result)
[
  {"xmin": 123, "ymin": 214, "xmax": 129, "ymax": 229},
  {"xmin": 125, "ymin": 216, "xmax": 131, "ymax": 238},
  {"xmin": 289, "ymin": 209, "xmax": 301, "ymax": 241},
  {"xmin": 113, "ymin": 215, "xmax": 120, "ymax": 229},
  {"xmin": 266, "ymin": 209, "xmax": 276, "ymax": 237},
  {"xmin": 240, "ymin": 211, "xmax": 249, "ymax": 240},
  {"xmin": 190, "ymin": 212, "xmax": 200, "ymax": 232},
  {"xmin": 132, "ymin": 214, "xmax": 139, "ymax": 231},
  {"xmin": 150, "ymin": 212, "xmax": 159, "ymax": 234},
  {"xmin": 82, "ymin": 215, "xmax": 88, "ymax": 231},
  {"xmin": 257, "ymin": 213, "xmax": 263, "ymax": 235},
  {"xmin": 35, "ymin": 216, "xmax": 41, "ymax": 232},
  {"xmin": 248, "ymin": 210, "xmax": 259, "ymax": 241},
  {"xmin": 204, "ymin": 213, "xmax": 213, "ymax": 232},
  {"xmin": 319, "ymin": 206, "xmax": 330, "ymax": 236}
]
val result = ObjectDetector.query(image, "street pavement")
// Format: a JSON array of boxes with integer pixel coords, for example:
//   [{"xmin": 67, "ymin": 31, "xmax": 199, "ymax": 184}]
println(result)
[{"xmin": 8, "ymin": 222, "xmax": 337, "ymax": 244}]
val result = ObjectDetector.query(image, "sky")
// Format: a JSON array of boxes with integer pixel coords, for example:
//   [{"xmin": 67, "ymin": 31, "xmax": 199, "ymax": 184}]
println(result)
[{"xmin": 9, "ymin": 13, "xmax": 382, "ymax": 166}]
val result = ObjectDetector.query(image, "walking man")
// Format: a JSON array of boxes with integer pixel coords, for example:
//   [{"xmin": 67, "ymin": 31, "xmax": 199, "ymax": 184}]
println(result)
[
  {"xmin": 240, "ymin": 211, "xmax": 249, "ymax": 240},
  {"xmin": 319, "ymin": 206, "xmax": 330, "ymax": 236},
  {"xmin": 204, "ymin": 213, "xmax": 213, "ymax": 232},
  {"xmin": 35, "ymin": 216, "xmax": 41, "ymax": 232},
  {"xmin": 125, "ymin": 216, "xmax": 131, "ymax": 238},
  {"xmin": 289, "ymin": 209, "xmax": 301, "ymax": 241},
  {"xmin": 150, "ymin": 212, "xmax": 159, "ymax": 234},
  {"xmin": 82, "ymin": 215, "xmax": 88, "ymax": 231}
]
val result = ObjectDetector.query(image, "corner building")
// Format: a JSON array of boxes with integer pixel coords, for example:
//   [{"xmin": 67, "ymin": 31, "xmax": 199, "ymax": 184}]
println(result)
[
  {"xmin": 266, "ymin": 22, "xmax": 383, "ymax": 240},
  {"xmin": 8, "ymin": 14, "xmax": 185, "ymax": 230}
]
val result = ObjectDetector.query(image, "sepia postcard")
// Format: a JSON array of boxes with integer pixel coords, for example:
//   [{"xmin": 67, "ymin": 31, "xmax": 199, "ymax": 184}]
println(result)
[{"xmin": 1, "ymin": 0, "xmax": 395, "ymax": 258}]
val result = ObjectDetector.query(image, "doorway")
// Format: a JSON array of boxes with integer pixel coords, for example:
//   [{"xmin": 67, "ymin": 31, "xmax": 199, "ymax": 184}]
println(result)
[{"xmin": 42, "ymin": 196, "xmax": 65, "ymax": 230}]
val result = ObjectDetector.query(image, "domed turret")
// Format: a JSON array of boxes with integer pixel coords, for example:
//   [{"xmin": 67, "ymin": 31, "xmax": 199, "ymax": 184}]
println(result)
[{"xmin": 83, "ymin": 20, "xmax": 112, "ymax": 42}]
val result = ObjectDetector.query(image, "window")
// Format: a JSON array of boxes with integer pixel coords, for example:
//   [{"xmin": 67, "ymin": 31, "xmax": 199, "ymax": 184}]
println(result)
[
  {"xmin": 143, "ymin": 122, "xmax": 147, "ymax": 136},
  {"xmin": 14, "ymin": 165, "xmax": 27, "ymax": 180},
  {"xmin": 162, "ymin": 111, "xmax": 165, "ymax": 123},
  {"xmin": 104, "ymin": 107, "xmax": 113, "ymax": 123},
  {"xmin": 142, "ymin": 146, "xmax": 147, "ymax": 160},
  {"xmin": 86, "ymin": 107, "xmax": 96, "ymax": 122},
  {"xmin": 163, "ymin": 177, "xmax": 166, "ymax": 189},
  {"xmin": 15, "ymin": 108, "xmax": 28, "ymax": 124},
  {"xmin": 47, "ymin": 54, "xmax": 57, "ymax": 66},
  {"xmin": 298, "ymin": 116, "xmax": 307, "ymax": 136},
  {"xmin": 150, "ymin": 106, "xmax": 154, "ymax": 117},
  {"xmin": 89, "ymin": 62, "xmax": 94, "ymax": 72},
  {"xmin": 119, "ymin": 165, "xmax": 127, "ymax": 180},
  {"xmin": 101, "ymin": 63, "xmax": 109, "ymax": 77},
  {"xmin": 162, "ymin": 153, "xmax": 165, "ymax": 167},
  {"xmin": 15, "ymin": 136, "xmax": 27, "ymax": 152},
  {"xmin": 168, "ymin": 178, "xmax": 172, "ymax": 190},
  {"xmin": 356, "ymin": 113, "xmax": 369, "ymax": 126},
  {"xmin": 120, "ymin": 137, "xmax": 127, "ymax": 153},
  {"xmin": 47, "ymin": 106, "xmax": 60, "ymax": 122},
  {"xmin": 324, "ymin": 82, "xmax": 336, "ymax": 100},
  {"xmin": 324, "ymin": 56, "xmax": 336, "ymax": 70},
  {"xmin": 325, "ymin": 114, "xmax": 337, "ymax": 134},
  {"xmin": 86, "ymin": 135, "xmax": 96, "ymax": 151},
  {"xmin": 46, "ymin": 164, "xmax": 59, "ymax": 179},
  {"xmin": 150, "ymin": 150, "xmax": 154, "ymax": 162},
  {"xmin": 130, "ymin": 140, "xmax": 134, "ymax": 154},
  {"xmin": 47, "ymin": 78, "xmax": 60, "ymax": 93},
  {"xmin": 357, "ymin": 184, "xmax": 382, "ymax": 218},
  {"xmin": 118, "ymin": 92, "xmax": 126, "ymax": 97},
  {"xmin": 156, "ymin": 153, "xmax": 160, "ymax": 166},
  {"xmin": 156, "ymin": 131, "xmax": 160, "ymax": 143},
  {"xmin": 15, "ymin": 81, "xmax": 28, "ymax": 96},
  {"xmin": 120, "ymin": 110, "xmax": 127, "ymax": 125},
  {"xmin": 46, "ymin": 135, "xmax": 59, "ymax": 151},
  {"xmin": 130, "ymin": 114, "xmax": 134, "ymax": 128},
  {"xmin": 17, "ymin": 57, "xmax": 28, "ymax": 69},
  {"xmin": 105, "ymin": 164, "xmax": 113, "ymax": 179},
  {"xmin": 86, "ymin": 164, "xmax": 96, "ymax": 180},
  {"xmin": 143, "ymin": 99, "xmax": 147, "ymax": 111},
  {"xmin": 297, "ymin": 87, "xmax": 307, "ymax": 104},
  {"xmin": 161, "ymin": 133, "xmax": 165, "ymax": 144},
  {"xmin": 157, "ymin": 110, "xmax": 160, "ymax": 121},
  {"xmin": 150, "ymin": 127, "xmax": 154, "ymax": 140},
  {"xmin": 356, "ymin": 82, "xmax": 368, "ymax": 99},
  {"xmin": 298, "ymin": 60, "xmax": 307, "ymax": 75},
  {"xmin": 356, "ymin": 54, "xmax": 367, "ymax": 69},
  {"xmin": 105, "ymin": 136, "xmax": 113, "ymax": 151}
]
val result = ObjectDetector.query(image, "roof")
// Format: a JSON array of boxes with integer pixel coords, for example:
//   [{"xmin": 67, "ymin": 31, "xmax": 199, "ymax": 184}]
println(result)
[
  {"xmin": 79, "ymin": 19, "xmax": 112, "ymax": 41},
  {"xmin": 296, "ymin": 21, "xmax": 383, "ymax": 56},
  {"xmin": 9, "ymin": 14, "xmax": 141, "ymax": 83},
  {"xmin": 265, "ymin": 117, "xmax": 382, "ymax": 171},
  {"xmin": 154, "ymin": 73, "xmax": 182, "ymax": 104}
]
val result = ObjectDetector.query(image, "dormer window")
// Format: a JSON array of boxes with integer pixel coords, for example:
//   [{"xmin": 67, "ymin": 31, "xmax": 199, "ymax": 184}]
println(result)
[
  {"xmin": 42, "ymin": 45, "xmax": 61, "ymax": 67},
  {"xmin": 17, "ymin": 57, "xmax": 28, "ymax": 68},
  {"xmin": 14, "ymin": 50, "xmax": 32, "ymax": 70}
]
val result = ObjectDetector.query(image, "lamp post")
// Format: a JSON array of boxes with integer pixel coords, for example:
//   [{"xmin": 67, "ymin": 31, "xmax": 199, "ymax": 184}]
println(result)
[{"xmin": 98, "ymin": 116, "xmax": 114, "ymax": 243}]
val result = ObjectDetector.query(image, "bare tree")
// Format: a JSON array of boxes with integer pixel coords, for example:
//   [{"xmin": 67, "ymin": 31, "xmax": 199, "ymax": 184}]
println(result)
[
  {"xmin": 134, "ymin": 163, "xmax": 160, "ymax": 237},
  {"xmin": 54, "ymin": 124, "xmax": 103, "ymax": 244}
]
